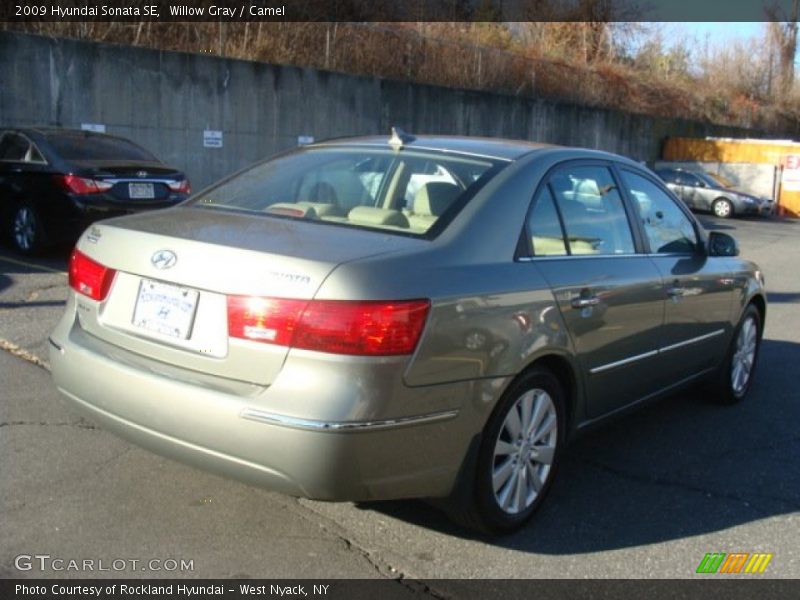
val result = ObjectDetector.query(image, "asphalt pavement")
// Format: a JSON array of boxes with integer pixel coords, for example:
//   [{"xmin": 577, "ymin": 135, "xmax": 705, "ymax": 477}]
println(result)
[{"xmin": 1, "ymin": 214, "xmax": 798, "ymax": 583}]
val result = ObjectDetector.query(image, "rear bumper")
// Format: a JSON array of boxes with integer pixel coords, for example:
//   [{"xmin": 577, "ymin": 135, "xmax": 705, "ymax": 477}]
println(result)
[
  {"xmin": 734, "ymin": 201, "xmax": 772, "ymax": 216},
  {"xmin": 49, "ymin": 315, "xmax": 485, "ymax": 501}
]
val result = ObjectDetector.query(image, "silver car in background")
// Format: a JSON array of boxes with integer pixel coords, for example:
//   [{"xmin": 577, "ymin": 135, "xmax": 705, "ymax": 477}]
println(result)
[
  {"xmin": 50, "ymin": 133, "xmax": 766, "ymax": 533},
  {"xmin": 656, "ymin": 167, "xmax": 774, "ymax": 218}
]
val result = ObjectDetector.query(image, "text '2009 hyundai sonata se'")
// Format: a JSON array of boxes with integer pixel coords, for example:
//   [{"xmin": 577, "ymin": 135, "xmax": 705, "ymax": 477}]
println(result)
[{"xmin": 50, "ymin": 131, "xmax": 766, "ymax": 533}]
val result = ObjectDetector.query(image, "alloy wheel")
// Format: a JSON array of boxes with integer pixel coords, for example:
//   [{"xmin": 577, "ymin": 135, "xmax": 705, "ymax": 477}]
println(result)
[
  {"xmin": 731, "ymin": 315, "xmax": 757, "ymax": 395},
  {"xmin": 713, "ymin": 199, "xmax": 732, "ymax": 218},
  {"xmin": 13, "ymin": 206, "xmax": 37, "ymax": 251},
  {"xmin": 491, "ymin": 388, "xmax": 557, "ymax": 515}
]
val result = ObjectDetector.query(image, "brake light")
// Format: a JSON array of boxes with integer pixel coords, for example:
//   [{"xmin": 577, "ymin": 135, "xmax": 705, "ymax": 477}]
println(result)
[
  {"xmin": 227, "ymin": 296, "xmax": 307, "ymax": 347},
  {"xmin": 227, "ymin": 297, "xmax": 430, "ymax": 356},
  {"xmin": 168, "ymin": 179, "xmax": 191, "ymax": 194},
  {"xmin": 69, "ymin": 249, "xmax": 116, "ymax": 301},
  {"xmin": 56, "ymin": 174, "xmax": 113, "ymax": 194}
]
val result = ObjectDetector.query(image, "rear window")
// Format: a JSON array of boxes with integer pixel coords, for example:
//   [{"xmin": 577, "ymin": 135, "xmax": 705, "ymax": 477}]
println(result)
[
  {"xmin": 190, "ymin": 147, "xmax": 501, "ymax": 236},
  {"xmin": 46, "ymin": 133, "xmax": 158, "ymax": 162}
]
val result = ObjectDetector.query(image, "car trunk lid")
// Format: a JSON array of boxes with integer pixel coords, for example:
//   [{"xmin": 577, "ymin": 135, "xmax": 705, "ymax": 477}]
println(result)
[
  {"xmin": 73, "ymin": 207, "xmax": 418, "ymax": 385},
  {"xmin": 70, "ymin": 161, "xmax": 184, "ymax": 202}
]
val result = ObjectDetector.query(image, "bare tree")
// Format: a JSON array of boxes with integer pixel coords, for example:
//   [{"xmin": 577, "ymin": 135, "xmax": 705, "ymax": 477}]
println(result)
[{"xmin": 766, "ymin": 0, "xmax": 799, "ymax": 98}]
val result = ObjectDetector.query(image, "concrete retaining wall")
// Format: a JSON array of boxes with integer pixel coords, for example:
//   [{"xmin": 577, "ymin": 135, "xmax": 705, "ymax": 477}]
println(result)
[{"xmin": 0, "ymin": 31, "xmax": 755, "ymax": 189}]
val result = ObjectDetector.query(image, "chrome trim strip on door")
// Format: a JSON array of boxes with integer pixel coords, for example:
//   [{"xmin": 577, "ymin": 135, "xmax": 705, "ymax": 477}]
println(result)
[
  {"xmin": 239, "ymin": 408, "xmax": 459, "ymax": 432},
  {"xmin": 657, "ymin": 329, "xmax": 725, "ymax": 354},
  {"xmin": 517, "ymin": 253, "xmax": 646, "ymax": 262},
  {"xmin": 590, "ymin": 350, "xmax": 659, "ymax": 374},
  {"xmin": 590, "ymin": 329, "xmax": 726, "ymax": 375}
]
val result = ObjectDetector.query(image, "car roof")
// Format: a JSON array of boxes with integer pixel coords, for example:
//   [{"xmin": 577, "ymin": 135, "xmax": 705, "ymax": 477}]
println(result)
[
  {"xmin": 6, "ymin": 126, "xmax": 132, "ymax": 143},
  {"xmin": 311, "ymin": 135, "xmax": 559, "ymax": 161}
]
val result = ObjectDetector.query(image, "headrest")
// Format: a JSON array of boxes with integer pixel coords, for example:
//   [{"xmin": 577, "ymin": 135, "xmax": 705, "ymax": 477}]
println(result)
[
  {"xmin": 413, "ymin": 182, "xmax": 461, "ymax": 216},
  {"xmin": 348, "ymin": 206, "xmax": 409, "ymax": 228}
]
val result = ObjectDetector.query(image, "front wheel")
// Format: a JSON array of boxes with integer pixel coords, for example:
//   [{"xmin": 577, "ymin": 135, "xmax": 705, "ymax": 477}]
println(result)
[
  {"xmin": 446, "ymin": 367, "xmax": 565, "ymax": 534},
  {"xmin": 712, "ymin": 198, "xmax": 734, "ymax": 218},
  {"xmin": 711, "ymin": 304, "xmax": 762, "ymax": 404}
]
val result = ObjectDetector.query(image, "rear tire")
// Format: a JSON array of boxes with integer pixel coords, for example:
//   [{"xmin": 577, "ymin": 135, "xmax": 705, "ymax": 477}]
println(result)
[
  {"xmin": 710, "ymin": 304, "xmax": 761, "ymax": 404},
  {"xmin": 445, "ymin": 367, "xmax": 565, "ymax": 534},
  {"xmin": 10, "ymin": 202, "xmax": 46, "ymax": 255}
]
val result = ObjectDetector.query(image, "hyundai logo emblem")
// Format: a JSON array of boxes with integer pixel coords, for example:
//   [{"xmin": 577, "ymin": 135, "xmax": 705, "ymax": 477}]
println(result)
[
  {"xmin": 151, "ymin": 250, "xmax": 177, "ymax": 270},
  {"xmin": 137, "ymin": 170, "xmax": 148, "ymax": 178}
]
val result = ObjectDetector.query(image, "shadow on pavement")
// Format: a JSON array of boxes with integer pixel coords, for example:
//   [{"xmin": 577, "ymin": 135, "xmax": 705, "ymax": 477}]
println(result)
[
  {"xmin": 361, "ymin": 339, "xmax": 800, "ymax": 552},
  {"xmin": 0, "ymin": 249, "xmax": 69, "ymax": 275},
  {"xmin": 767, "ymin": 292, "xmax": 800, "ymax": 303},
  {"xmin": 0, "ymin": 300, "xmax": 66, "ymax": 309}
]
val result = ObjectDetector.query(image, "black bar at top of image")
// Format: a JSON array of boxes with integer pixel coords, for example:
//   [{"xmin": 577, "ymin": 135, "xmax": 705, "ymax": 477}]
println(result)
[
  {"xmin": 1, "ymin": 0, "xmax": 799, "ymax": 23},
  {"xmin": 2, "ymin": 579, "xmax": 800, "ymax": 600}
]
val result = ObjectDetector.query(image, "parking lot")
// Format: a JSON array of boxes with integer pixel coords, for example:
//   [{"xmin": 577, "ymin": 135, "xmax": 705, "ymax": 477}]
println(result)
[{"xmin": 1, "ymin": 214, "xmax": 799, "ymax": 583}]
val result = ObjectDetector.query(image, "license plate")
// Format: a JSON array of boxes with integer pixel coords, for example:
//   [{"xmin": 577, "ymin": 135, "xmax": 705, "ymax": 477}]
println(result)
[
  {"xmin": 132, "ymin": 279, "xmax": 199, "ymax": 339},
  {"xmin": 129, "ymin": 182, "xmax": 155, "ymax": 199}
]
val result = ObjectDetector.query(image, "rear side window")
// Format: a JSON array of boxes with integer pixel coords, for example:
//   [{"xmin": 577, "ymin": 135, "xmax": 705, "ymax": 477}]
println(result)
[
  {"xmin": 192, "ymin": 147, "xmax": 500, "ymax": 237},
  {"xmin": 547, "ymin": 166, "xmax": 635, "ymax": 256},
  {"xmin": 620, "ymin": 170, "xmax": 698, "ymax": 254},
  {"xmin": 46, "ymin": 134, "xmax": 158, "ymax": 162},
  {"xmin": 0, "ymin": 133, "xmax": 45, "ymax": 163},
  {"xmin": 527, "ymin": 187, "xmax": 567, "ymax": 256},
  {"xmin": 0, "ymin": 133, "xmax": 29, "ymax": 161}
]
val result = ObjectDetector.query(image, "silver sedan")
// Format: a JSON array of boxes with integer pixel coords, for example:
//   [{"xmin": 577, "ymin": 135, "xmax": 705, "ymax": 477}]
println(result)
[{"xmin": 50, "ymin": 133, "xmax": 766, "ymax": 534}]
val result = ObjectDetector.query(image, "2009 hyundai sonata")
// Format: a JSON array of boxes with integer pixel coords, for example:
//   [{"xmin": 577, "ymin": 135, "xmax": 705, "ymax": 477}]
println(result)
[{"xmin": 50, "ymin": 132, "xmax": 765, "ymax": 533}]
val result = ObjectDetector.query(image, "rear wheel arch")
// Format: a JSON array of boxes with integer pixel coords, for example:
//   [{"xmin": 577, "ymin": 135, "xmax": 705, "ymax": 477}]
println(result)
[
  {"xmin": 445, "ymin": 356, "xmax": 572, "ymax": 533},
  {"xmin": 483, "ymin": 352, "xmax": 579, "ymax": 441},
  {"xmin": 529, "ymin": 354, "xmax": 578, "ymax": 437},
  {"xmin": 749, "ymin": 294, "xmax": 766, "ymax": 331}
]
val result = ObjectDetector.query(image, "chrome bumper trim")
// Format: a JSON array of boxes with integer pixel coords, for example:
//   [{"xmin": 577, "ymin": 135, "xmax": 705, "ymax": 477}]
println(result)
[{"xmin": 239, "ymin": 408, "xmax": 459, "ymax": 432}]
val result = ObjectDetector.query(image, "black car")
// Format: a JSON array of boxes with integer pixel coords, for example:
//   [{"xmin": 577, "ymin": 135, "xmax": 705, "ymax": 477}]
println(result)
[
  {"xmin": 655, "ymin": 167, "xmax": 773, "ymax": 218},
  {"xmin": 0, "ymin": 127, "xmax": 191, "ymax": 254}
]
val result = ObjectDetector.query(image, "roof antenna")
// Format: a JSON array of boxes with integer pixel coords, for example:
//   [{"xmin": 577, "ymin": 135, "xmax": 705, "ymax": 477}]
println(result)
[{"xmin": 389, "ymin": 126, "xmax": 414, "ymax": 150}]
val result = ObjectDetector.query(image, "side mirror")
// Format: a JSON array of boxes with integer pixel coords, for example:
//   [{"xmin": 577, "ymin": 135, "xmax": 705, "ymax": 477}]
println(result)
[{"xmin": 708, "ymin": 231, "xmax": 739, "ymax": 257}]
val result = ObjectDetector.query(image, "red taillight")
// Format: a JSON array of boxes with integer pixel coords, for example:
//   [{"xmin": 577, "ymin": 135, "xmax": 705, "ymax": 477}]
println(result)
[
  {"xmin": 69, "ymin": 249, "xmax": 116, "ymax": 301},
  {"xmin": 168, "ymin": 179, "xmax": 191, "ymax": 194},
  {"xmin": 227, "ymin": 297, "xmax": 430, "ymax": 356},
  {"xmin": 227, "ymin": 296, "xmax": 307, "ymax": 347},
  {"xmin": 295, "ymin": 300, "xmax": 431, "ymax": 356},
  {"xmin": 55, "ymin": 174, "xmax": 113, "ymax": 194}
]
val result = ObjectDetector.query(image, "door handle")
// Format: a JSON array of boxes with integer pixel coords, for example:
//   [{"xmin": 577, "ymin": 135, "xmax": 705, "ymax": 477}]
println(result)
[{"xmin": 571, "ymin": 296, "xmax": 601, "ymax": 309}]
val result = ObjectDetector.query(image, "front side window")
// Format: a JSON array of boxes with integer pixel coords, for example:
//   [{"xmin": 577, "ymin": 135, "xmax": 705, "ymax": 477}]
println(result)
[
  {"xmin": 620, "ymin": 170, "xmax": 698, "ymax": 254},
  {"xmin": 547, "ymin": 166, "xmax": 635, "ymax": 256},
  {"xmin": 656, "ymin": 169, "xmax": 678, "ymax": 184},
  {"xmin": 191, "ymin": 147, "xmax": 500, "ymax": 236},
  {"xmin": 677, "ymin": 172, "xmax": 701, "ymax": 187}
]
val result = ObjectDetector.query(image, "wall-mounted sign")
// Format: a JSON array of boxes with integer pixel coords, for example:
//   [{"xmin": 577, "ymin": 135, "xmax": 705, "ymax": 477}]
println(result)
[
  {"xmin": 782, "ymin": 154, "xmax": 800, "ymax": 192},
  {"xmin": 81, "ymin": 123, "xmax": 106, "ymax": 133},
  {"xmin": 203, "ymin": 130, "xmax": 223, "ymax": 148},
  {"xmin": 298, "ymin": 135, "xmax": 315, "ymax": 145}
]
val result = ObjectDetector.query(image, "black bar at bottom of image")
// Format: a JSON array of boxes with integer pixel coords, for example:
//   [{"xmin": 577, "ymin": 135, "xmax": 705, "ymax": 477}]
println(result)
[{"xmin": 2, "ymin": 579, "xmax": 799, "ymax": 600}]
